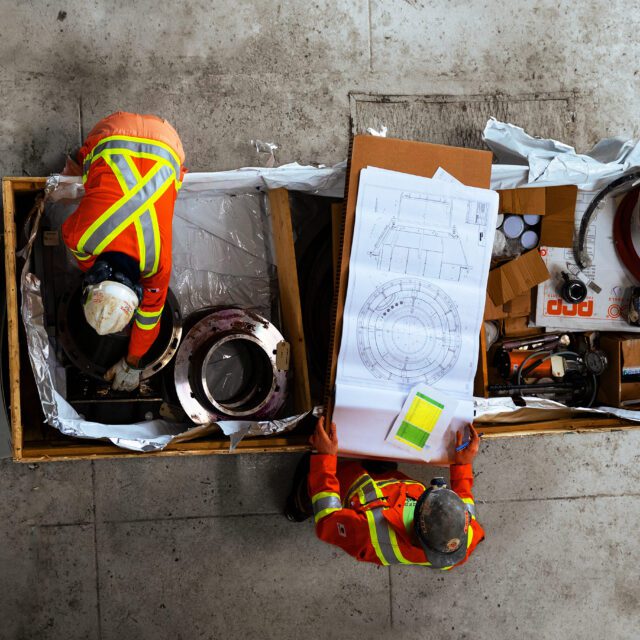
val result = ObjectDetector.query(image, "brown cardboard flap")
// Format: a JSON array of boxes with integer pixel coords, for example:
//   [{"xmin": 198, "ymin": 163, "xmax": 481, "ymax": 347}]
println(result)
[
  {"xmin": 539, "ymin": 185, "xmax": 578, "ymax": 248},
  {"xmin": 487, "ymin": 250, "xmax": 550, "ymax": 306},
  {"xmin": 326, "ymin": 135, "xmax": 494, "ymax": 421},
  {"xmin": 621, "ymin": 339, "xmax": 640, "ymax": 368},
  {"xmin": 504, "ymin": 292, "xmax": 532, "ymax": 318},
  {"xmin": 484, "ymin": 294, "xmax": 507, "ymax": 321},
  {"xmin": 499, "ymin": 188, "xmax": 546, "ymax": 215},
  {"xmin": 503, "ymin": 316, "xmax": 540, "ymax": 337}
]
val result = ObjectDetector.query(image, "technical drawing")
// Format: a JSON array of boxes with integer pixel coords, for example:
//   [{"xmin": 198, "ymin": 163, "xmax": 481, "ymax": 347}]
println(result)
[
  {"xmin": 356, "ymin": 278, "xmax": 462, "ymax": 385},
  {"xmin": 369, "ymin": 221, "xmax": 470, "ymax": 281},
  {"xmin": 398, "ymin": 193, "xmax": 452, "ymax": 228},
  {"xmin": 465, "ymin": 200, "xmax": 489, "ymax": 226}
]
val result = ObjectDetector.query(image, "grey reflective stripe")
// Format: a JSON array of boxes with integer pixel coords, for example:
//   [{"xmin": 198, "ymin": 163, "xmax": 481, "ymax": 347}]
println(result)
[
  {"xmin": 80, "ymin": 163, "xmax": 173, "ymax": 255},
  {"xmin": 110, "ymin": 153, "xmax": 138, "ymax": 188},
  {"xmin": 312, "ymin": 495, "xmax": 342, "ymax": 516},
  {"xmin": 134, "ymin": 311, "xmax": 162, "ymax": 327},
  {"xmin": 371, "ymin": 507, "xmax": 401, "ymax": 564},
  {"xmin": 138, "ymin": 209, "xmax": 156, "ymax": 273},
  {"xmin": 84, "ymin": 138, "xmax": 180, "ymax": 179},
  {"xmin": 347, "ymin": 474, "xmax": 373, "ymax": 501},
  {"xmin": 361, "ymin": 479, "xmax": 379, "ymax": 504},
  {"xmin": 466, "ymin": 503, "xmax": 476, "ymax": 519}
]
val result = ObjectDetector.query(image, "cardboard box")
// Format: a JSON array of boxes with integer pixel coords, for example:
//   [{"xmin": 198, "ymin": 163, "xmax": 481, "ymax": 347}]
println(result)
[
  {"xmin": 498, "ymin": 185, "xmax": 577, "ymax": 248},
  {"xmin": 487, "ymin": 249, "xmax": 550, "ymax": 306},
  {"xmin": 598, "ymin": 334, "xmax": 640, "ymax": 407}
]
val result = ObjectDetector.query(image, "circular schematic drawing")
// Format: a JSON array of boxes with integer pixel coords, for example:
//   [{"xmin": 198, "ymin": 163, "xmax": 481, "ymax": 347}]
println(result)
[{"xmin": 357, "ymin": 279, "xmax": 462, "ymax": 385}]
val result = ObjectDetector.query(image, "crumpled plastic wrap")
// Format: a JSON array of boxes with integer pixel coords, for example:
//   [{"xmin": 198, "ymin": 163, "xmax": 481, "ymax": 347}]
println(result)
[
  {"xmin": 21, "ymin": 164, "xmax": 345, "ymax": 452},
  {"xmin": 473, "ymin": 396, "xmax": 640, "ymax": 425},
  {"xmin": 486, "ymin": 118, "xmax": 640, "ymax": 191}
]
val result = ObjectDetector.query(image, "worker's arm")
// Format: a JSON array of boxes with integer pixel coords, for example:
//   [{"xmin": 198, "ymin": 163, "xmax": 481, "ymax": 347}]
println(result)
[
  {"xmin": 449, "ymin": 425, "xmax": 485, "ymax": 566},
  {"xmin": 127, "ymin": 264, "xmax": 170, "ymax": 363},
  {"xmin": 308, "ymin": 419, "xmax": 379, "ymax": 564}
]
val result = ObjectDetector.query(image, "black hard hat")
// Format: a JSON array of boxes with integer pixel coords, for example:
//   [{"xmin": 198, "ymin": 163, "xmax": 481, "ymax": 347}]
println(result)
[
  {"xmin": 83, "ymin": 251, "xmax": 143, "ymax": 304},
  {"xmin": 414, "ymin": 482, "xmax": 470, "ymax": 569}
]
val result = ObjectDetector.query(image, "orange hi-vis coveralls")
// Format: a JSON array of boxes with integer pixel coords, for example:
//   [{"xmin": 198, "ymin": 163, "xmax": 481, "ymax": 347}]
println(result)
[
  {"xmin": 308, "ymin": 454, "xmax": 485, "ymax": 567},
  {"xmin": 61, "ymin": 112, "xmax": 186, "ymax": 359}
]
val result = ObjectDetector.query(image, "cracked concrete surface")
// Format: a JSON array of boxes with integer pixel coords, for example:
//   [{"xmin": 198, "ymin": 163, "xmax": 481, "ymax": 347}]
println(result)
[{"xmin": 1, "ymin": 1, "xmax": 640, "ymax": 638}]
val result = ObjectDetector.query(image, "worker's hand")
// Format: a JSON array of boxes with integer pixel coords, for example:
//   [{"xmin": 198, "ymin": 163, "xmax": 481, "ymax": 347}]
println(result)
[
  {"xmin": 453, "ymin": 423, "xmax": 480, "ymax": 465},
  {"xmin": 309, "ymin": 417, "xmax": 338, "ymax": 456},
  {"xmin": 104, "ymin": 357, "xmax": 142, "ymax": 392}
]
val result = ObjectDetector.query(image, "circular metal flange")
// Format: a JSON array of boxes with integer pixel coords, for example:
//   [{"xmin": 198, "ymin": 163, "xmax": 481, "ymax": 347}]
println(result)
[
  {"xmin": 57, "ymin": 286, "xmax": 182, "ymax": 381},
  {"xmin": 174, "ymin": 308, "xmax": 288, "ymax": 424}
]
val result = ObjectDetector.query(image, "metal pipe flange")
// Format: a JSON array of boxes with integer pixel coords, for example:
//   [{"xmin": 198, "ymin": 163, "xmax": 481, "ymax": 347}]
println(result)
[{"xmin": 174, "ymin": 308, "xmax": 288, "ymax": 423}]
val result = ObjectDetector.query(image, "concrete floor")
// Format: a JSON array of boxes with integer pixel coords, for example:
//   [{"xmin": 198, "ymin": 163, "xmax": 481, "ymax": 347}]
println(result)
[{"xmin": 2, "ymin": 1, "xmax": 640, "ymax": 639}]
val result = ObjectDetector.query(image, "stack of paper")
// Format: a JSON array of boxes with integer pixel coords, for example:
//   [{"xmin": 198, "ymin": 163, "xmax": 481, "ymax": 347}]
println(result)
[{"xmin": 334, "ymin": 167, "xmax": 499, "ymax": 461}]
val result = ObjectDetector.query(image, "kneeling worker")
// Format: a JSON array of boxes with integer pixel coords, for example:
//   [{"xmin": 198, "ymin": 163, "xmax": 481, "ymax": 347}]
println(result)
[
  {"xmin": 286, "ymin": 418, "xmax": 484, "ymax": 568},
  {"xmin": 61, "ymin": 112, "xmax": 185, "ymax": 391}
]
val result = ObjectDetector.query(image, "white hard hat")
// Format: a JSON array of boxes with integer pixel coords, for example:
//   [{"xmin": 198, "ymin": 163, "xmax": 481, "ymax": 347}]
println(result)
[{"xmin": 83, "ymin": 280, "xmax": 139, "ymax": 335}]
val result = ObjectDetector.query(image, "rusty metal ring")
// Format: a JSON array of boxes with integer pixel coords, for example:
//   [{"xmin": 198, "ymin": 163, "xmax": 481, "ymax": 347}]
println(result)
[{"xmin": 174, "ymin": 308, "xmax": 288, "ymax": 424}]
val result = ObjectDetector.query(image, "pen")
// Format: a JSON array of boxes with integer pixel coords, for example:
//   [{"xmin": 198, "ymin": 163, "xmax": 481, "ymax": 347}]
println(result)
[{"xmin": 455, "ymin": 432, "xmax": 484, "ymax": 452}]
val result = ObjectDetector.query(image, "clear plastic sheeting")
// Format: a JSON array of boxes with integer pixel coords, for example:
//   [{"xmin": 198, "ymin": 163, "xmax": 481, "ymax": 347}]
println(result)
[
  {"xmin": 486, "ymin": 118, "xmax": 640, "ymax": 191},
  {"xmin": 21, "ymin": 164, "xmax": 343, "ymax": 452}
]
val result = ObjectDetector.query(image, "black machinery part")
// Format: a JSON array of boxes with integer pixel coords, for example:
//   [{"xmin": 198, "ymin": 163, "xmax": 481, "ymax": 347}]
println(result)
[{"xmin": 574, "ymin": 171, "xmax": 640, "ymax": 270}]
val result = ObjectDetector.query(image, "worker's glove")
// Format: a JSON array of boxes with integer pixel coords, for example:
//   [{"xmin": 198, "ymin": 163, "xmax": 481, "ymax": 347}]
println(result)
[{"xmin": 104, "ymin": 357, "xmax": 142, "ymax": 392}]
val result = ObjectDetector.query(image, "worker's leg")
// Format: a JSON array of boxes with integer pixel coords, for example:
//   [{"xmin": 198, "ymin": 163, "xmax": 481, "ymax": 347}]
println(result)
[{"xmin": 284, "ymin": 453, "xmax": 313, "ymax": 522}]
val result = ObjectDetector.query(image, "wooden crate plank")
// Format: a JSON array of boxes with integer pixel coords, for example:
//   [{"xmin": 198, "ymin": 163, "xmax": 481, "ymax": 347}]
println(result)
[
  {"xmin": 330, "ymin": 201, "xmax": 343, "ymax": 283},
  {"xmin": 2, "ymin": 179, "xmax": 23, "ymax": 459},
  {"xmin": 268, "ymin": 188, "xmax": 312, "ymax": 413}
]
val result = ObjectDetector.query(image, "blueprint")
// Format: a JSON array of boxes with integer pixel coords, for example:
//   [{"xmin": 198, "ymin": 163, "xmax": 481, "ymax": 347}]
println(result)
[{"xmin": 334, "ymin": 167, "xmax": 499, "ymax": 461}]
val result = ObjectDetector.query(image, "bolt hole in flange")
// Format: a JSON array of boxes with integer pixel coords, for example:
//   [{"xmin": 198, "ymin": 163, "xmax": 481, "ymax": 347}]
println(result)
[{"xmin": 174, "ymin": 308, "xmax": 288, "ymax": 423}]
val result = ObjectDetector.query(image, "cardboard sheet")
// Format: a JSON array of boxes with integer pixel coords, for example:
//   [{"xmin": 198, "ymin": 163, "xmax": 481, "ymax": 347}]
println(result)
[{"xmin": 487, "ymin": 250, "xmax": 550, "ymax": 306}]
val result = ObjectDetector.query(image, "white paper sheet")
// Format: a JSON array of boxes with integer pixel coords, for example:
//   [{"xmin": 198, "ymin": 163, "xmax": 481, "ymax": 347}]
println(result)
[
  {"xmin": 334, "ymin": 167, "xmax": 498, "ymax": 461},
  {"xmin": 535, "ymin": 189, "xmax": 640, "ymax": 332}
]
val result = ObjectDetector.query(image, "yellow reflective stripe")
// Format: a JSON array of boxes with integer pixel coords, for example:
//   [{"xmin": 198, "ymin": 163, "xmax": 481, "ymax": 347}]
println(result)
[
  {"xmin": 314, "ymin": 507, "xmax": 340, "ymax": 524},
  {"xmin": 77, "ymin": 160, "xmax": 165, "ymax": 252},
  {"xmin": 135, "ymin": 318, "xmax": 159, "ymax": 331},
  {"xmin": 311, "ymin": 491, "xmax": 340, "ymax": 504},
  {"xmin": 71, "ymin": 249, "xmax": 92, "ymax": 261},
  {"xmin": 123, "ymin": 153, "xmax": 142, "ymax": 181},
  {"xmin": 89, "ymin": 148, "xmax": 179, "ymax": 187},
  {"xmin": 346, "ymin": 473, "xmax": 370, "ymax": 499},
  {"xmin": 365, "ymin": 510, "xmax": 390, "ymax": 566},
  {"xmin": 387, "ymin": 524, "xmax": 430, "ymax": 566},
  {"xmin": 461, "ymin": 497, "xmax": 477, "ymax": 520},
  {"xmin": 467, "ymin": 521, "xmax": 474, "ymax": 548},
  {"xmin": 86, "ymin": 166, "xmax": 173, "ymax": 256},
  {"xmin": 148, "ymin": 204, "xmax": 161, "ymax": 276},
  {"xmin": 134, "ymin": 218, "xmax": 146, "ymax": 272},
  {"xmin": 102, "ymin": 154, "xmax": 129, "ymax": 194},
  {"xmin": 95, "ymin": 169, "xmax": 172, "ymax": 254},
  {"xmin": 88, "ymin": 134, "xmax": 182, "ymax": 170},
  {"xmin": 136, "ymin": 308, "xmax": 163, "ymax": 318}
]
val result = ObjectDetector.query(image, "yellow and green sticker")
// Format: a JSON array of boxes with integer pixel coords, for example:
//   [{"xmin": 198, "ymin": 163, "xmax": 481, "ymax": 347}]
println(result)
[{"xmin": 394, "ymin": 392, "xmax": 444, "ymax": 451}]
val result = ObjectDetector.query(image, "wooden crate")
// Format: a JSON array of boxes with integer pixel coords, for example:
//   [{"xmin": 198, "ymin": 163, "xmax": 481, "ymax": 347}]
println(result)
[{"xmin": 2, "ymin": 178, "xmax": 315, "ymax": 462}]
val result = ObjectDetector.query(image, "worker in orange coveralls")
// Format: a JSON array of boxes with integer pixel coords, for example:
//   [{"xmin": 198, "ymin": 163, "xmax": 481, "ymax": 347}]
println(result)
[
  {"xmin": 285, "ymin": 418, "xmax": 484, "ymax": 568},
  {"xmin": 61, "ymin": 112, "xmax": 186, "ymax": 391}
]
